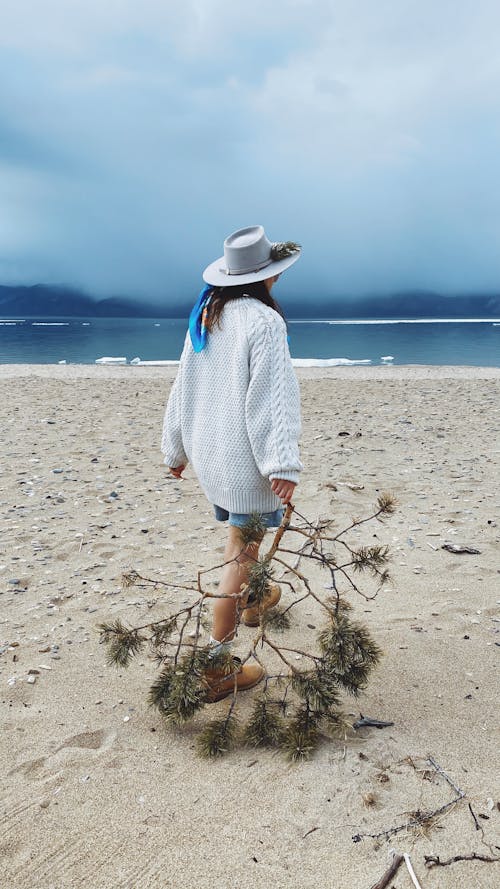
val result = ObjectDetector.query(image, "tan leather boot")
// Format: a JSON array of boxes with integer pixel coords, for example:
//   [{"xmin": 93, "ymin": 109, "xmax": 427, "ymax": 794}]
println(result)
[
  {"xmin": 241, "ymin": 583, "xmax": 282, "ymax": 627},
  {"xmin": 204, "ymin": 657, "xmax": 264, "ymax": 703}
]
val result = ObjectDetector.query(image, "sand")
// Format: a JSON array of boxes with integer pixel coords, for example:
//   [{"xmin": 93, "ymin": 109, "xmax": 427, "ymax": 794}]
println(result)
[{"xmin": 1, "ymin": 364, "xmax": 499, "ymax": 889}]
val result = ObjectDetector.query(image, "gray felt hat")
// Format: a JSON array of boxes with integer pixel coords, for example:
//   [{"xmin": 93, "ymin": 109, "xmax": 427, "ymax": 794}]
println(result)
[{"xmin": 202, "ymin": 225, "xmax": 301, "ymax": 287}]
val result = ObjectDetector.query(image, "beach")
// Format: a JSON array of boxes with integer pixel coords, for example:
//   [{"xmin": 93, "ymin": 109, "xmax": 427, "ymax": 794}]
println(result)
[{"xmin": 1, "ymin": 364, "xmax": 499, "ymax": 889}]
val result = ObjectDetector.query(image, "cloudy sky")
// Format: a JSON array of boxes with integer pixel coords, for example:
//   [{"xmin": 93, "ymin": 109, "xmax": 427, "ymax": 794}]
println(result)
[{"xmin": 1, "ymin": 0, "xmax": 500, "ymax": 303}]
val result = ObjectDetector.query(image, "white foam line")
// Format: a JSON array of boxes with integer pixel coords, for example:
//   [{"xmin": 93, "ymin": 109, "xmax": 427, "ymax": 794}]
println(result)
[
  {"xmin": 292, "ymin": 358, "xmax": 372, "ymax": 366},
  {"xmin": 130, "ymin": 359, "xmax": 179, "ymax": 366},
  {"xmin": 0, "ymin": 319, "xmax": 26, "ymax": 322},
  {"xmin": 290, "ymin": 318, "xmax": 500, "ymax": 325},
  {"xmin": 129, "ymin": 358, "xmax": 374, "ymax": 367},
  {"xmin": 31, "ymin": 322, "xmax": 70, "ymax": 326}
]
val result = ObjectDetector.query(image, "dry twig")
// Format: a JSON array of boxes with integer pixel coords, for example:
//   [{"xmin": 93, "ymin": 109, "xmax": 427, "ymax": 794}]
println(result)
[
  {"xmin": 425, "ymin": 852, "xmax": 500, "ymax": 868},
  {"xmin": 352, "ymin": 756, "xmax": 465, "ymax": 843}
]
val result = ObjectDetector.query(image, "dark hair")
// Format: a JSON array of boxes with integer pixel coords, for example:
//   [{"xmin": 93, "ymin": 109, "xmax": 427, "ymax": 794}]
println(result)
[{"xmin": 204, "ymin": 281, "xmax": 285, "ymax": 331}]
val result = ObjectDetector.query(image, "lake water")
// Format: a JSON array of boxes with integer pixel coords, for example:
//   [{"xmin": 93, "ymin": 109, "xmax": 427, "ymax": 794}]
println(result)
[{"xmin": 0, "ymin": 317, "xmax": 499, "ymax": 366}]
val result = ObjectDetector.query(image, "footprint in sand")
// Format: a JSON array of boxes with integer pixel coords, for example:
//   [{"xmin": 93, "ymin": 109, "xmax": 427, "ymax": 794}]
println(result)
[
  {"xmin": 8, "ymin": 729, "xmax": 116, "ymax": 785},
  {"xmin": 56, "ymin": 728, "xmax": 115, "ymax": 751},
  {"xmin": 7, "ymin": 757, "xmax": 48, "ymax": 779}
]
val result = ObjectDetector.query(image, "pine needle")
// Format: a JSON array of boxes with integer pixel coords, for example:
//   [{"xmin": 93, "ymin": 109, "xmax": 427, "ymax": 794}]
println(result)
[
  {"xmin": 270, "ymin": 241, "xmax": 301, "ymax": 261},
  {"xmin": 121, "ymin": 570, "xmax": 140, "ymax": 589},
  {"xmin": 321, "ymin": 709, "xmax": 351, "ymax": 738},
  {"xmin": 284, "ymin": 706, "xmax": 320, "ymax": 762},
  {"xmin": 244, "ymin": 695, "xmax": 286, "ymax": 747},
  {"xmin": 292, "ymin": 668, "xmax": 341, "ymax": 712},
  {"xmin": 352, "ymin": 545, "xmax": 390, "ymax": 575},
  {"xmin": 148, "ymin": 665, "xmax": 175, "ymax": 711},
  {"xmin": 197, "ymin": 713, "xmax": 239, "ymax": 757},
  {"xmin": 238, "ymin": 513, "xmax": 267, "ymax": 546},
  {"xmin": 377, "ymin": 492, "xmax": 397, "ymax": 514},
  {"xmin": 98, "ymin": 619, "xmax": 145, "ymax": 667},
  {"xmin": 150, "ymin": 617, "xmax": 177, "ymax": 647},
  {"xmin": 152, "ymin": 651, "xmax": 209, "ymax": 724},
  {"xmin": 246, "ymin": 558, "xmax": 273, "ymax": 605},
  {"xmin": 318, "ymin": 611, "xmax": 382, "ymax": 695}
]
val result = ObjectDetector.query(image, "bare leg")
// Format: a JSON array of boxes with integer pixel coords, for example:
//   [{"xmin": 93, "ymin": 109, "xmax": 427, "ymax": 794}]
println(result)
[{"xmin": 211, "ymin": 525, "xmax": 262, "ymax": 644}]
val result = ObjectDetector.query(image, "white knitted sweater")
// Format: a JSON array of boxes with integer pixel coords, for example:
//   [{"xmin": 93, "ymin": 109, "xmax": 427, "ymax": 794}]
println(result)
[{"xmin": 161, "ymin": 298, "xmax": 302, "ymax": 513}]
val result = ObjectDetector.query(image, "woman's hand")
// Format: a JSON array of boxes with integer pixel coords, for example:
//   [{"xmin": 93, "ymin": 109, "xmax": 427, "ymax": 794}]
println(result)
[
  {"xmin": 168, "ymin": 464, "xmax": 186, "ymax": 479},
  {"xmin": 271, "ymin": 478, "xmax": 296, "ymax": 504}
]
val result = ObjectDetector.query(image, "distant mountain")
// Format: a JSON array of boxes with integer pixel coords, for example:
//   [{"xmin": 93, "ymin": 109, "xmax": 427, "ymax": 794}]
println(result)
[
  {"xmin": 286, "ymin": 290, "xmax": 500, "ymax": 320},
  {"xmin": 0, "ymin": 284, "xmax": 186, "ymax": 318},
  {"xmin": 0, "ymin": 284, "xmax": 94, "ymax": 316},
  {"xmin": 1, "ymin": 283, "xmax": 499, "ymax": 319}
]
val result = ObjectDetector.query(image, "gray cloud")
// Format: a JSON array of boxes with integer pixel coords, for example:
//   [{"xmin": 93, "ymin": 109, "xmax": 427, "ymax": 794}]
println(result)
[{"xmin": 1, "ymin": 0, "xmax": 500, "ymax": 300}]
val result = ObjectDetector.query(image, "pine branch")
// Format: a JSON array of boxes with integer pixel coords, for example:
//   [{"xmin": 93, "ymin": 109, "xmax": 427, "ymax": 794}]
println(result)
[
  {"xmin": 237, "ymin": 513, "xmax": 267, "ymax": 546},
  {"xmin": 352, "ymin": 545, "xmax": 390, "ymax": 575},
  {"xmin": 246, "ymin": 557, "xmax": 274, "ymax": 605},
  {"xmin": 244, "ymin": 695, "xmax": 286, "ymax": 748},
  {"xmin": 98, "ymin": 620, "xmax": 145, "ymax": 667},
  {"xmin": 280, "ymin": 590, "xmax": 315, "ymax": 618},
  {"xmin": 152, "ymin": 649, "xmax": 213, "ymax": 724},
  {"xmin": 100, "ymin": 497, "xmax": 395, "ymax": 760},
  {"xmin": 284, "ymin": 705, "xmax": 320, "ymax": 761},
  {"xmin": 261, "ymin": 635, "xmax": 299, "ymax": 672},
  {"xmin": 150, "ymin": 617, "xmax": 178, "ymax": 648},
  {"xmin": 263, "ymin": 502, "xmax": 294, "ymax": 560},
  {"xmin": 271, "ymin": 555, "xmax": 335, "ymax": 615},
  {"xmin": 318, "ymin": 610, "xmax": 382, "ymax": 696},
  {"xmin": 148, "ymin": 665, "xmax": 175, "ymax": 711},
  {"xmin": 197, "ymin": 711, "xmax": 239, "ymax": 757},
  {"xmin": 291, "ymin": 668, "xmax": 341, "ymax": 713},
  {"xmin": 329, "ymin": 494, "xmax": 397, "ymax": 541}
]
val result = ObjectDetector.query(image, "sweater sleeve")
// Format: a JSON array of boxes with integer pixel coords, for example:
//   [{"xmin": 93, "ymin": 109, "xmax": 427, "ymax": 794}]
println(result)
[
  {"xmin": 245, "ymin": 312, "xmax": 302, "ymax": 484},
  {"xmin": 161, "ymin": 338, "xmax": 189, "ymax": 468}
]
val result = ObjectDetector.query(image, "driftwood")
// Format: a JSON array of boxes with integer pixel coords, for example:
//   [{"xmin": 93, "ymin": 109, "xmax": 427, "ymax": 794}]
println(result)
[{"xmin": 369, "ymin": 853, "xmax": 404, "ymax": 889}]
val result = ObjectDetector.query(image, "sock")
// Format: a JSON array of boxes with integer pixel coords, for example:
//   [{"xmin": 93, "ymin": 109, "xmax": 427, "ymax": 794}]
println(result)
[{"xmin": 208, "ymin": 636, "xmax": 233, "ymax": 658}]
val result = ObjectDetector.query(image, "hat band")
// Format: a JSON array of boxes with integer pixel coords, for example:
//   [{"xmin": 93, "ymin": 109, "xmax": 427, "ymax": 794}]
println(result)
[{"xmin": 221, "ymin": 256, "xmax": 273, "ymax": 276}]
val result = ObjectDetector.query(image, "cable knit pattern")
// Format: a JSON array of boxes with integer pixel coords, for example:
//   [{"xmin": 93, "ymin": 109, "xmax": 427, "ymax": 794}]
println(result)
[{"xmin": 161, "ymin": 298, "xmax": 302, "ymax": 513}]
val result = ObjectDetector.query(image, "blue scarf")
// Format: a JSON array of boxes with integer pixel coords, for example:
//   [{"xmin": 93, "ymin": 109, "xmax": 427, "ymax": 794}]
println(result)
[
  {"xmin": 189, "ymin": 283, "xmax": 291, "ymax": 352},
  {"xmin": 188, "ymin": 283, "xmax": 213, "ymax": 352}
]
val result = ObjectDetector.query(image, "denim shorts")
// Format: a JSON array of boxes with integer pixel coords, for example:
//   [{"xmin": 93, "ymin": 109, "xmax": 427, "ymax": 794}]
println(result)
[{"xmin": 213, "ymin": 505, "xmax": 284, "ymax": 529}]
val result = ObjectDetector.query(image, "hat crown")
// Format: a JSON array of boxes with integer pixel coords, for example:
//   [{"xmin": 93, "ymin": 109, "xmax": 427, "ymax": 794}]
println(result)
[
  {"xmin": 202, "ymin": 224, "xmax": 300, "ymax": 286},
  {"xmin": 223, "ymin": 225, "xmax": 273, "ymax": 276}
]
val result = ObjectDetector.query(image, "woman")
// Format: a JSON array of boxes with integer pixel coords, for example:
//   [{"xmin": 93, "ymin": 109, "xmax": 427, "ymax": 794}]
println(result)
[{"xmin": 161, "ymin": 225, "xmax": 302, "ymax": 700}]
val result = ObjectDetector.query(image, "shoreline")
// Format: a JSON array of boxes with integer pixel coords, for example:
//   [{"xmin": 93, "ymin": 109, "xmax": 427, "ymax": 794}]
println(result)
[{"xmin": 1, "ymin": 362, "xmax": 500, "ymax": 380}]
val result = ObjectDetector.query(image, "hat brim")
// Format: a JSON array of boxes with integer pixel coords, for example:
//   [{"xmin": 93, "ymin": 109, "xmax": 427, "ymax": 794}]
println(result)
[{"xmin": 202, "ymin": 248, "xmax": 301, "ymax": 287}]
